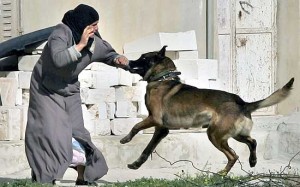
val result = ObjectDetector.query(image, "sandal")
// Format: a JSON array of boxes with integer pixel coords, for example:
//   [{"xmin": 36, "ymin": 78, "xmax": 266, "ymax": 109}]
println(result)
[{"xmin": 75, "ymin": 179, "xmax": 98, "ymax": 186}]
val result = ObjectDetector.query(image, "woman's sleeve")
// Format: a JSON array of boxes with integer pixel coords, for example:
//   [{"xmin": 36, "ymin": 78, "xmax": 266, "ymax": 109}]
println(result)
[
  {"xmin": 48, "ymin": 25, "xmax": 80, "ymax": 68},
  {"xmin": 92, "ymin": 37, "xmax": 119, "ymax": 66}
]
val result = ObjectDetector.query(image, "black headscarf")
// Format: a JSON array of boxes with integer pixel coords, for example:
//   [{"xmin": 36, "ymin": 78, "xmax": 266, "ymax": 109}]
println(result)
[{"xmin": 62, "ymin": 4, "xmax": 101, "ymax": 48}]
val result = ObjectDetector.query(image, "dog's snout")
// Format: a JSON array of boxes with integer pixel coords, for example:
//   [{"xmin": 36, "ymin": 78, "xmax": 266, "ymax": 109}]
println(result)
[{"xmin": 127, "ymin": 61, "xmax": 134, "ymax": 72}]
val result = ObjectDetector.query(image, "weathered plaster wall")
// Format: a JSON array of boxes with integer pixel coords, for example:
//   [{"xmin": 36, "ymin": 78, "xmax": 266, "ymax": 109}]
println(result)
[
  {"xmin": 277, "ymin": 0, "xmax": 300, "ymax": 115},
  {"xmin": 18, "ymin": 0, "xmax": 300, "ymax": 115},
  {"xmin": 20, "ymin": 0, "xmax": 207, "ymax": 57}
]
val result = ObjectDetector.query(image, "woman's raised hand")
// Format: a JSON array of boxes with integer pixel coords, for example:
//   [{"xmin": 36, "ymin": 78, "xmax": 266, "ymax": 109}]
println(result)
[{"xmin": 75, "ymin": 26, "xmax": 94, "ymax": 52}]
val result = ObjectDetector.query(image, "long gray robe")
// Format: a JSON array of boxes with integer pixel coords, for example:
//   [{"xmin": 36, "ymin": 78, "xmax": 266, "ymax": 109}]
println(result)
[{"xmin": 25, "ymin": 23, "xmax": 119, "ymax": 183}]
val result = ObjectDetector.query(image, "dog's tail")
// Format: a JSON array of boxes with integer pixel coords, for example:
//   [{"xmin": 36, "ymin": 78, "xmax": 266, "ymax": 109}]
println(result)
[{"xmin": 244, "ymin": 78, "xmax": 294, "ymax": 113}]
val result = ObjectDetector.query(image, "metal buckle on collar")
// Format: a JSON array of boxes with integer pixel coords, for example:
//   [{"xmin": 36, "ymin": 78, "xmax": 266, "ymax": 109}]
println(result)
[{"xmin": 157, "ymin": 71, "xmax": 181, "ymax": 81}]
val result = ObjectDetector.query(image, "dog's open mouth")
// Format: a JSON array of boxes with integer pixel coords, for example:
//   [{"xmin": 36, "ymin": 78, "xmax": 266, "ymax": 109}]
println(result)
[
  {"xmin": 127, "ymin": 61, "xmax": 144, "ymax": 73},
  {"xmin": 131, "ymin": 67, "xmax": 143, "ymax": 71},
  {"xmin": 129, "ymin": 68, "xmax": 145, "ymax": 75}
]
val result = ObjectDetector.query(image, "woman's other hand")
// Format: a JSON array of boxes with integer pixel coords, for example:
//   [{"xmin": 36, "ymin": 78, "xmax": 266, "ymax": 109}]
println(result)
[{"xmin": 114, "ymin": 55, "xmax": 129, "ymax": 67}]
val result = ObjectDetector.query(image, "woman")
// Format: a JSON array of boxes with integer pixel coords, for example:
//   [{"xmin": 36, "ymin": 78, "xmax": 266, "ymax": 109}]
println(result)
[{"xmin": 25, "ymin": 4, "xmax": 128, "ymax": 185}]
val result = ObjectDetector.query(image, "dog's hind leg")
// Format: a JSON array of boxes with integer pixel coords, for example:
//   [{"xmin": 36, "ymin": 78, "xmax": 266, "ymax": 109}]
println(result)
[
  {"xmin": 128, "ymin": 127, "xmax": 169, "ymax": 169},
  {"xmin": 120, "ymin": 116, "xmax": 156, "ymax": 144},
  {"xmin": 233, "ymin": 135, "xmax": 257, "ymax": 167},
  {"xmin": 207, "ymin": 129, "xmax": 238, "ymax": 175}
]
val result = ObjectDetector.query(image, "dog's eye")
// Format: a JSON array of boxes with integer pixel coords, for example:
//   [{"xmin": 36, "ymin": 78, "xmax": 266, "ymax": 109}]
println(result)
[
  {"xmin": 139, "ymin": 55, "xmax": 146, "ymax": 60},
  {"xmin": 140, "ymin": 57, "xmax": 147, "ymax": 61}
]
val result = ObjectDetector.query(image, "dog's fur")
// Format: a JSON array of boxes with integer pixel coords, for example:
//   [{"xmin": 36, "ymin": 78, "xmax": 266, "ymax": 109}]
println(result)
[{"xmin": 120, "ymin": 46, "xmax": 294, "ymax": 175}]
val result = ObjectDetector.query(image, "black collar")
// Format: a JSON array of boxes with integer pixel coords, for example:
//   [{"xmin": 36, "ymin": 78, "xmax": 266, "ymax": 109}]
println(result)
[{"xmin": 148, "ymin": 70, "xmax": 181, "ymax": 82}]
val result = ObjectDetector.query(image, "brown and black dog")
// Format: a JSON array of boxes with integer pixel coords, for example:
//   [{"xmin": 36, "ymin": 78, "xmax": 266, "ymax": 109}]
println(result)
[{"xmin": 121, "ymin": 46, "xmax": 294, "ymax": 175}]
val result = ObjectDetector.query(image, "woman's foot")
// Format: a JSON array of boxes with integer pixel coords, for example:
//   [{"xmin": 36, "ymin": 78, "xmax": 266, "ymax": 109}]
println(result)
[
  {"xmin": 75, "ymin": 179, "xmax": 97, "ymax": 186},
  {"xmin": 75, "ymin": 165, "xmax": 97, "ymax": 186}
]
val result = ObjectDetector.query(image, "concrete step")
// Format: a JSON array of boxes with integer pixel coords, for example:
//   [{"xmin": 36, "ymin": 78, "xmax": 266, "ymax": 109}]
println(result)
[
  {"xmin": 2, "ymin": 112, "xmax": 300, "ymax": 176},
  {"xmin": 1, "ymin": 129, "xmax": 300, "ymax": 177},
  {"xmin": 0, "ymin": 140, "xmax": 28, "ymax": 175}
]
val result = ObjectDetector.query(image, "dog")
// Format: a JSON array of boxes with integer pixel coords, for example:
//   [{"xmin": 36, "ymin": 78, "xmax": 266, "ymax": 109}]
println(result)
[{"xmin": 120, "ymin": 46, "xmax": 294, "ymax": 175}]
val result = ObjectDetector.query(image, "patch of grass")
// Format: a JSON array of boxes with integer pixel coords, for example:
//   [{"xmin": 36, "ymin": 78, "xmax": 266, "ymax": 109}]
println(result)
[
  {"xmin": 0, "ymin": 179, "xmax": 52, "ymax": 187},
  {"xmin": 103, "ymin": 174, "xmax": 238, "ymax": 187},
  {"xmin": 102, "ymin": 172, "xmax": 300, "ymax": 187},
  {"xmin": 0, "ymin": 173, "xmax": 298, "ymax": 187}
]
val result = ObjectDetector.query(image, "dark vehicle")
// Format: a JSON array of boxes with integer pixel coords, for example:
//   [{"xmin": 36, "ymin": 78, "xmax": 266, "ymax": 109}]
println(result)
[{"xmin": 0, "ymin": 26, "xmax": 54, "ymax": 70}]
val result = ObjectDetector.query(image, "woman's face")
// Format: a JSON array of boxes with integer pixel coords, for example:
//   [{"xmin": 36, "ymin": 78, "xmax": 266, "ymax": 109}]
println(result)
[{"xmin": 89, "ymin": 21, "xmax": 99, "ymax": 37}]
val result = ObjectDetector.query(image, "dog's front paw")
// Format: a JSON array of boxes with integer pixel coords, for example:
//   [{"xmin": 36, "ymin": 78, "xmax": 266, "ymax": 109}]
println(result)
[
  {"xmin": 128, "ymin": 162, "xmax": 140, "ymax": 170},
  {"xmin": 217, "ymin": 169, "xmax": 228, "ymax": 176},
  {"xmin": 249, "ymin": 158, "xmax": 257, "ymax": 167},
  {"xmin": 120, "ymin": 136, "xmax": 131, "ymax": 144}
]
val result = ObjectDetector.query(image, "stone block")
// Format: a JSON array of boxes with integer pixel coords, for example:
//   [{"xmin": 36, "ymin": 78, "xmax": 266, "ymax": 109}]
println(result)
[
  {"xmin": 184, "ymin": 79, "xmax": 209, "ymax": 89},
  {"xmin": 92, "ymin": 70, "xmax": 118, "ymax": 88},
  {"xmin": 118, "ymin": 69, "xmax": 132, "ymax": 86},
  {"xmin": 174, "ymin": 59, "xmax": 218, "ymax": 81},
  {"xmin": 0, "ymin": 107, "xmax": 21, "ymax": 140},
  {"xmin": 18, "ymin": 55, "xmax": 40, "ymax": 71},
  {"xmin": 0, "ymin": 78, "xmax": 18, "ymax": 106},
  {"xmin": 107, "ymin": 102, "xmax": 116, "ymax": 119},
  {"xmin": 18, "ymin": 71, "xmax": 32, "ymax": 89},
  {"xmin": 78, "ymin": 70, "xmax": 92, "ymax": 88},
  {"xmin": 90, "ymin": 63, "xmax": 119, "ymax": 87},
  {"xmin": 110, "ymin": 118, "xmax": 143, "ymax": 135},
  {"xmin": 209, "ymin": 79, "xmax": 222, "ymax": 90},
  {"xmin": 90, "ymin": 62, "xmax": 117, "ymax": 71},
  {"xmin": 82, "ymin": 104, "xmax": 94, "ymax": 136},
  {"xmin": 115, "ymin": 86, "xmax": 143, "ymax": 102},
  {"xmin": 115, "ymin": 101, "xmax": 138, "ymax": 118},
  {"xmin": 0, "ymin": 72, "xmax": 20, "ymax": 106},
  {"xmin": 0, "ymin": 141, "xmax": 28, "ymax": 175},
  {"xmin": 165, "ymin": 51, "xmax": 178, "ymax": 60},
  {"xmin": 136, "ymin": 81, "xmax": 148, "ymax": 117},
  {"xmin": 132, "ymin": 74, "xmax": 143, "ymax": 85},
  {"xmin": 124, "ymin": 30, "xmax": 197, "ymax": 53},
  {"xmin": 197, "ymin": 59, "xmax": 218, "ymax": 80},
  {"xmin": 138, "ymin": 101, "xmax": 148, "ymax": 118},
  {"xmin": 0, "ymin": 71, "xmax": 19, "ymax": 80},
  {"xmin": 22, "ymin": 89, "xmax": 30, "ymax": 106},
  {"xmin": 80, "ymin": 64, "xmax": 119, "ymax": 88},
  {"xmin": 176, "ymin": 50, "xmax": 199, "ymax": 59},
  {"xmin": 87, "ymin": 102, "xmax": 108, "ymax": 120},
  {"xmin": 79, "ymin": 70, "xmax": 119, "ymax": 89},
  {"xmin": 80, "ymin": 87, "xmax": 115, "ymax": 104},
  {"xmin": 94, "ymin": 119, "xmax": 111, "ymax": 136},
  {"xmin": 18, "ymin": 106, "xmax": 28, "ymax": 140},
  {"xmin": 15, "ymin": 89, "xmax": 22, "ymax": 106},
  {"xmin": 174, "ymin": 60, "xmax": 199, "ymax": 80}
]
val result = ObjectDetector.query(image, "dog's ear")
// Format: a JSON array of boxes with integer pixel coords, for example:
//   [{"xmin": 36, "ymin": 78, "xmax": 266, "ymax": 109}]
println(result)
[{"xmin": 158, "ymin": 45, "xmax": 167, "ymax": 58}]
